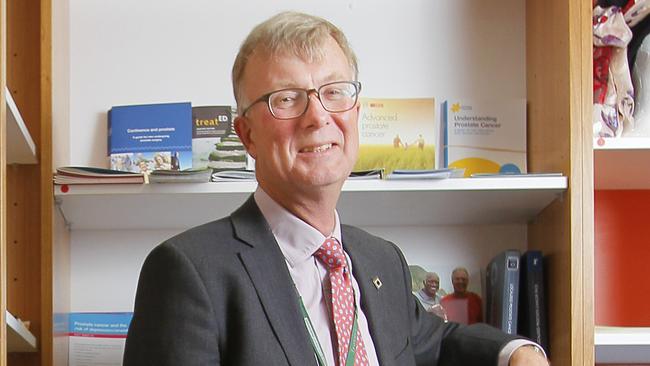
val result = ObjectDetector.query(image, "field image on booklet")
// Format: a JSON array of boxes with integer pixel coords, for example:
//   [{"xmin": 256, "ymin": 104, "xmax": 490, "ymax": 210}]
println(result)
[{"xmin": 355, "ymin": 98, "xmax": 437, "ymax": 175}]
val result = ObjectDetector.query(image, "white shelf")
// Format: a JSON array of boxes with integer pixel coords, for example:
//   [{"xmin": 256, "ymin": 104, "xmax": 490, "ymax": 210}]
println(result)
[
  {"xmin": 594, "ymin": 137, "xmax": 650, "ymax": 189},
  {"xmin": 5, "ymin": 86, "xmax": 37, "ymax": 164},
  {"xmin": 6, "ymin": 310, "xmax": 37, "ymax": 353},
  {"xmin": 54, "ymin": 176, "xmax": 567, "ymax": 230},
  {"xmin": 594, "ymin": 136, "xmax": 650, "ymax": 150},
  {"xmin": 595, "ymin": 326, "xmax": 650, "ymax": 363}
]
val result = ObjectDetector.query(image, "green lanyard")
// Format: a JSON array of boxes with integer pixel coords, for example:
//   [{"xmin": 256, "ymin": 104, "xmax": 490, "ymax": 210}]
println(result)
[{"xmin": 297, "ymin": 295, "xmax": 360, "ymax": 366}]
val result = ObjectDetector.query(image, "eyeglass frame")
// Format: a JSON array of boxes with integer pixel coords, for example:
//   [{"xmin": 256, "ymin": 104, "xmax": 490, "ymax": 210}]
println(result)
[{"xmin": 240, "ymin": 80, "xmax": 362, "ymax": 120}]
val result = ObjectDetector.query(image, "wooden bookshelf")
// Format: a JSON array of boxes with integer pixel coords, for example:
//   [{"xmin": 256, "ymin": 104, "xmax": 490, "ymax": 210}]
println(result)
[{"xmin": 2, "ymin": 0, "xmax": 597, "ymax": 365}]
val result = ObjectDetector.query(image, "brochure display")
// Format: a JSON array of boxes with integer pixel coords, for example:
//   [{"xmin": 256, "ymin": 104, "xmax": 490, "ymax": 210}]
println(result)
[
  {"xmin": 355, "ymin": 98, "xmax": 437, "ymax": 174},
  {"xmin": 443, "ymin": 99, "xmax": 526, "ymax": 177},
  {"xmin": 108, "ymin": 102, "xmax": 193, "ymax": 174},
  {"xmin": 68, "ymin": 312, "xmax": 133, "ymax": 366},
  {"xmin": 192, "ymin": 106, "xmax": 247, "ymax": 172}
]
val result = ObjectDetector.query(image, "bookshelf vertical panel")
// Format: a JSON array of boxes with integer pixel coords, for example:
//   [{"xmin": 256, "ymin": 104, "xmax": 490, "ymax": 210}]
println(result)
[
  {"xmin": 5, "ymin": 165, "xmax": 25, "ymax": 316},
  {"xmin": 526, "ymin": 0, "xmax": 573, "ymax": 361},
  {"xmin": 39, "ymin": 0, "xmax": 53, "ymax": 362},
  {"xmin": 526, "ymin": 0, "xmax": 593, "ymax": 365},
  {"xmin": 1, "ymin": 0, "xmax": 8, "ymax": 363},
  {"xmin": 3, "ymin": 0, "xmax": 51, "ymax": 364},
  {"xmin": 6, "ymin": 167, "xmax": 42, "ymax": 366}
]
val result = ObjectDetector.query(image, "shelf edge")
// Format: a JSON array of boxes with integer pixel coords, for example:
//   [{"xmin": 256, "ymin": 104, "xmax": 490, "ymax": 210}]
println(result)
[
  {"xmin": 593, "ymin": 136, "xmax": 650, "ymax": 150},
  {"xmin": 6, "ymin": 310, "xmax": 38, "ymax": 353},
  {"xmin": 595, "ymin": 326, "xmax": 650, "ymax": 345},
  {"xmin": 5, "ymin": 86, "xmax": 37, "ymax": 164},
  {"xmin": 53, "ymin": 176, "xmax": 568, "ymax": 197}
]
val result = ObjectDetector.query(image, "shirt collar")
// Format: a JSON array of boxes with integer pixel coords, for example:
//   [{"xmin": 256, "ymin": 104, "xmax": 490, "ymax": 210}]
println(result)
[{"xmin": 254, "ymin": 187, "xmax": 342, "ymax": 268}]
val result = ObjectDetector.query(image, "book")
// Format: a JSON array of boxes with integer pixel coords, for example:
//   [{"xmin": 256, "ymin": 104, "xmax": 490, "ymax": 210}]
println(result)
[
  {"xmin": 54, "ymin": 166, "xmax": 145, "ymax": 185},
  {"xmin": 485, "ymin": 249, "xmax": 521, "ymax": 334},
  {"xmin": 442, "ymin": 99, "xmax": 526, "ymax": 177},
  {"xmin": 108, "ymin": 102, "xmax": 193, "ymax": 175},
  {"xmin": 148, "ymin": 168, "xmax": 212, "ymax": 184},
  {"xmin": 354, "ymin": 97, "xmax": 437, "ymax": 175},
  {"xmin": 518, "ymin": 250, "xmax": 549, "ymax": 353},
  {"xmin": 191, "ymin": 106, "xmax": 248, "ymax": 172}
]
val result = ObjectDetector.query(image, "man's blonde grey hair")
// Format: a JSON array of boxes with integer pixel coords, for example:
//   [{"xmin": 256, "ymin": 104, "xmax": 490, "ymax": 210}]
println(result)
[{"xmin": 232, "ymin": 11, "xmax": 359, "ymax": 115}]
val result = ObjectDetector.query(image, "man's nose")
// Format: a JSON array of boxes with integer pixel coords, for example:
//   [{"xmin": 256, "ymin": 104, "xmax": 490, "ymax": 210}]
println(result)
[{"xmin": 301, "ymin": 93, "xmax": 330, "ymax": 127}]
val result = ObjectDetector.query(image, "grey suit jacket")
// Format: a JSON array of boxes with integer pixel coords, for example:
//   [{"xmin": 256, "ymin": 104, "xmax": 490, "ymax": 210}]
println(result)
[{"xmin": 123, "ymin": 196, "xmax": 515, "ymax": 365}]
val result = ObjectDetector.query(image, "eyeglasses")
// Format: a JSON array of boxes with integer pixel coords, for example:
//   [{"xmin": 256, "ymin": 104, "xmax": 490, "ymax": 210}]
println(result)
[{"xmin": 242, "ymin": 81, "xmax": 362, "ymax": 120}]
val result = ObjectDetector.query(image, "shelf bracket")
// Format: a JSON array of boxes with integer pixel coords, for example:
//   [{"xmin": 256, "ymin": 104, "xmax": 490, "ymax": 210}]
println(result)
[{"xmin": 54, "ymin": 197, "xmax": 72, "ymax": 230}]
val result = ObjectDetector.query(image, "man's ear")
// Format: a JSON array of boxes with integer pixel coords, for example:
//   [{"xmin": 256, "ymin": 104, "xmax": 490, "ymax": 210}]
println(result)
[{"xmin": 234, "ymin": 115, "xmax": 257, "ymax": 159}]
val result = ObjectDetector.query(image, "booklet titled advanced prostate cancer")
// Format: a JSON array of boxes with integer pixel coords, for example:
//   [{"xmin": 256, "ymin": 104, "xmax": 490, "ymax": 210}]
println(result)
[{"xmin": 355, "ymin": 97, "xmax": 437, "ymax": 175}]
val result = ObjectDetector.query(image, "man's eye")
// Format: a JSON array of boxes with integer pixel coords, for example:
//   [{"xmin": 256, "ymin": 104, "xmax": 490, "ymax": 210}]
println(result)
[
  {"xmin": 276, "ymin": 96, "xmax": 295, "ymax": 104},
  {"xmin": 325, "ymin": 88, "xmax": 342, "ymax": 95},
  {"xmin": 322, "ymin": 88, "xmax": 347, "ymax": 100},
  {"xmin": 272, "ymin": 92, "xmax": 301, "ymax": 108}
]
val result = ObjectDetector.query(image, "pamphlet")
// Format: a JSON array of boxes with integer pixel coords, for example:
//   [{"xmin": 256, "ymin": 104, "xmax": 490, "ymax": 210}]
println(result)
[
  {"xmin": 443, "ymin": 99, "xmax": 526, "ymax": 177},
  {"xmin": 355, "ymin": 98, "xmax": 437, "ymax": 175},
  {"xmin": 68, "ymin": 312, "xmax": 132, "ymax": 366}
]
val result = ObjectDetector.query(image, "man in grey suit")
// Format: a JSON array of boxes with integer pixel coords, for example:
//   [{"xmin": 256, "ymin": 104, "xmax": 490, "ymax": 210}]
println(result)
[{"xmin": 123, "ymin": 11, "xmax": 548, "ymax": 366}]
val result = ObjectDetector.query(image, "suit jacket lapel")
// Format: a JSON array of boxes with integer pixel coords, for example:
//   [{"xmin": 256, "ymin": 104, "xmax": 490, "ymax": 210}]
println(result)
[
  {"xmin": 232, "ymin": 196, "xmax": 316, "ymax": 366},
  {"xmin": 342, "ymin": 226, "xmax": 394, "ymax": 365}
]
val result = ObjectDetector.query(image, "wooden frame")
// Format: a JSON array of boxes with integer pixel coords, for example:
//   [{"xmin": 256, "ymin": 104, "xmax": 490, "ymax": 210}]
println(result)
[
  {"xmin": 526, "ymin": 0, "xmax": 594, "ymax": 364},
  {"xmin": 1, "ymin": 0, "xmax": 52, "ymax": 364},
  {"xmin": 1, "ymin": 0, "xmax": 8, "ymax": 363}
]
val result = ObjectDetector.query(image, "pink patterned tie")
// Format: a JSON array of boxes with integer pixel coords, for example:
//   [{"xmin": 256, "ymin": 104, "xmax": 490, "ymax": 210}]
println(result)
[{"xmin": 314, "ymin": 237, "xmax": 369, "ymax": 366}]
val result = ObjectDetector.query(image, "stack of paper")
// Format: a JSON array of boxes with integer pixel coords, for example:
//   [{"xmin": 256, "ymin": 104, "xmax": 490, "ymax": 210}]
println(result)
[
  {"xmin": 54, "ymin": 166, "xmax": 145, "ymax": 185},
  {"xmin": 148, "ymin": 168, "xmax": 212, "ymax": 183}
]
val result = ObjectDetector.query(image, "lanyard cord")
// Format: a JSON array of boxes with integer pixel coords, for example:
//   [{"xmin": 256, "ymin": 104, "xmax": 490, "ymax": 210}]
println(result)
[{"xmin": 297, "ymin": 295, "xmax": 359, "ymax": 366}]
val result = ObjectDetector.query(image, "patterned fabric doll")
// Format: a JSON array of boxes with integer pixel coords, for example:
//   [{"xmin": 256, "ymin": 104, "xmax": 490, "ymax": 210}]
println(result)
[{"xmin": 593, "ymin": 5, "xmax": 634, "ymax": 137}]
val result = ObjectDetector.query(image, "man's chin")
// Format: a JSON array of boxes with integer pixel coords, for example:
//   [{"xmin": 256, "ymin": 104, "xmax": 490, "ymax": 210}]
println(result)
[
  {"xmin": 304, "ymin": 175, "xmax": 347, "ymax": 189},
  {"xmin": 297, "ymin": 167, "xmax": 350, "ymax": 187}
]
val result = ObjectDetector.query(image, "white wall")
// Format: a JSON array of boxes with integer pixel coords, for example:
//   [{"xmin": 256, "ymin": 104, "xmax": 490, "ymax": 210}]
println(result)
[
  {"xmin": 61, "ymin": 0, "xmax": 525, "ymax": 167},
  {"xmin": 70, "ymin": 229, "xmax": 176, "ymax": 312},
  {"xmin": 70, "ymin": 225, "xmax": 526, "ymax": 311}
]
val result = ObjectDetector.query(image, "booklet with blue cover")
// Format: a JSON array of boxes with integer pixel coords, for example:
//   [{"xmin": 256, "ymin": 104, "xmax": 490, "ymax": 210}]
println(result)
[{"xmin": 108, "ymin": 102, "xmax": 192, "ymax": 174}]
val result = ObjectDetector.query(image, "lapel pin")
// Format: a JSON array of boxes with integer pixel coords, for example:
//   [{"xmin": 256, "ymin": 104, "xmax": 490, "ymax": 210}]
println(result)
[{"xmin": 372, "ymin": 276, "xmax": 382, "ymax": 289}]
